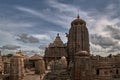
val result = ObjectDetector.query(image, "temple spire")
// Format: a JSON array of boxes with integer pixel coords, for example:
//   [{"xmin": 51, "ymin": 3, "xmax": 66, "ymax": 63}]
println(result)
[
  {"xmin": 57, "ymin": 33, "xmax": 59, "ymax": 37},
  {"xmin": 77, "ymin": 14, "xmax": 80, "ymax": 19},
  {"xmin": 77, "ymin": 9, "xmax": 80, "ymax": 19}
]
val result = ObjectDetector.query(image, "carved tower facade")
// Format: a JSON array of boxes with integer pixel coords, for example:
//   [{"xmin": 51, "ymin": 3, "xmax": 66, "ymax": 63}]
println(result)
[
  {"xmin": 67, "ymin": 15, "xmax": 89, "ymax": 60},
  {"xmin": 44, "ymin": 34, "xmax": 67, "ymax": 69}
]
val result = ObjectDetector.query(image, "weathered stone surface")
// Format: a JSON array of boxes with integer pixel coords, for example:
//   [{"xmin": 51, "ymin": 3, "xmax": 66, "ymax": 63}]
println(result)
[
  {"xmin": 0, "ymin": 53, "xmax": 3, "ymax": 74},
  {"xmin": 44, "ymin": 34, "xmax": 68, "ymax": 69},
  {"xmin": 67, "ymin": 15, "xmax": 89, "ymax": 60},
  {"xmin": 9, "ymin": 52, "xmax": 24, "ymax": 80},
  {"xmin": 35, "ymin": 59, "xmax": 45, "ymax": 74}
]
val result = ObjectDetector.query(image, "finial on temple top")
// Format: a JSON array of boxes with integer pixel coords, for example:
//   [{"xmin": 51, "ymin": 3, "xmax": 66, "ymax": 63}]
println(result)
[
  {"xmin": 57, "ymin": 33, "xmax": 59, "ymax": 36},
  {"xmin": 77, "ymin": 9, "xmax": 80, "ymax": 19}
]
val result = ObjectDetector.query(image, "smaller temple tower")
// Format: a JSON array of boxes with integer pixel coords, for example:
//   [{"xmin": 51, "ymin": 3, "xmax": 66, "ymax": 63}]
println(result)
[
  {"xmin": 44, "ymin": 33, "xmax": 68, "ymax": 69},
  {"xmin": 10, "ymin": 52, "xmax": 24, "ymax": 80}
]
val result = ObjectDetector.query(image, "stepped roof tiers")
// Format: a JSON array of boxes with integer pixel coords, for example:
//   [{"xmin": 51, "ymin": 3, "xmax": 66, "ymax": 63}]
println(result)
[{"xmin": 44, "ymin": 34, "xmax": 68, "ymax": 68}]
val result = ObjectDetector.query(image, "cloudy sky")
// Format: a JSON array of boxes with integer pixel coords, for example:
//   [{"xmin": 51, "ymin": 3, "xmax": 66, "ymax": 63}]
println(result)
[{"xmin": 0, "ymin": 0, "xmax": 120, "ymax": 56}]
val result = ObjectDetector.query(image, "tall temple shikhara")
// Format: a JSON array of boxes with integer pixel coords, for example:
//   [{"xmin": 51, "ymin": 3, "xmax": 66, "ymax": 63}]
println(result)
[{"xmin": 67, "ymin": 14, "xmax": 89, "ymax": 60}]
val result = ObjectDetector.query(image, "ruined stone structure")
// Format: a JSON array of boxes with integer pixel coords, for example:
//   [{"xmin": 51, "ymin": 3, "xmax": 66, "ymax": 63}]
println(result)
[
  {"xmin": 0, "ymin": 51, "xmax": 46, "ymax": 80},
  {"xmin": 35, "ymin": 57, "xmax": 45, "ymax": 74},
  {"xmin": 10, "ymin": 52, "xmax": 24, "ymax": 80},
  {"xmin": 29, "ymin": 54, "xmax": 42, "ymax": 68},
  {"xmin": 43, "ymin": 59, "xmax": 70, "ymax": 80},
  {"xmin": 29, "ymin": 54, "xmax": 45, "ymax": 74}
]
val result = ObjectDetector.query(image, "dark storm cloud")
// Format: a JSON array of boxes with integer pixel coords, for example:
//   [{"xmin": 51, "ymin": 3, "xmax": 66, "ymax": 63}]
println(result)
[
  {"xmin": 17, "ymin": 33, "xmax": 39, "ymax": 43},
  {"xmin": 90, "ymin": 25, "xmax": 120, "ymax": 54},
  {"xmin": 104, "ymin": 25, "xmax": 120, "ymax": 40},
  {"xmin": 1, "ymin": 44, "xmax": 20, "ymax": 50},
  {"xmin": 108, "ymin": 44, "xmax": 120, "ymax": 52},
  {"xmin": 104, "ymin": 25, "xmax": 120, "ymax": 52},
  {"xmin": 90, "ymin": 34, "xmax": 117, "ymax": 48},
  {"xmin": 107, "ymin": 44, "xmax": 120, "ymax": 53}
]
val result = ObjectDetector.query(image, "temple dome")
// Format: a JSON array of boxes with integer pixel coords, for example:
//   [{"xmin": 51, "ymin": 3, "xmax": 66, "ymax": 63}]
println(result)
[{"xmin": 71, "ymin": 15, "xmax": 86, "ymax": 25}]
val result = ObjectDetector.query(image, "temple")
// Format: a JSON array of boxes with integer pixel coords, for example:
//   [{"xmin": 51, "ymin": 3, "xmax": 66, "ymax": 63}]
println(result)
[
  {"xmin": 44, "ymin": 15, "xmax": 120, "ymax": 80},
  {"xmin": 44, "ymin": 33, "xmax": 67, "ymax": 69}
]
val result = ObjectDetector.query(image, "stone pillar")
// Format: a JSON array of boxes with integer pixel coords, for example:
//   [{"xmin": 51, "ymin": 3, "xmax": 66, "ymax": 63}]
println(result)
[{"xmin": 10, "ymin": 54, "xmax": 24, "ymax": 80}]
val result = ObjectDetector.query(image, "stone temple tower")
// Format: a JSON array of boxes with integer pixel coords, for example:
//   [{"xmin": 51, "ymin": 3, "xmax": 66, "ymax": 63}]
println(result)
[
  {"xmin": 67, "ymin": 15, "xmax": 89, "ymax": 61},
  {"xmin": 10, "ymin": 52, "xmax": 24, "ymax": 80}
]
